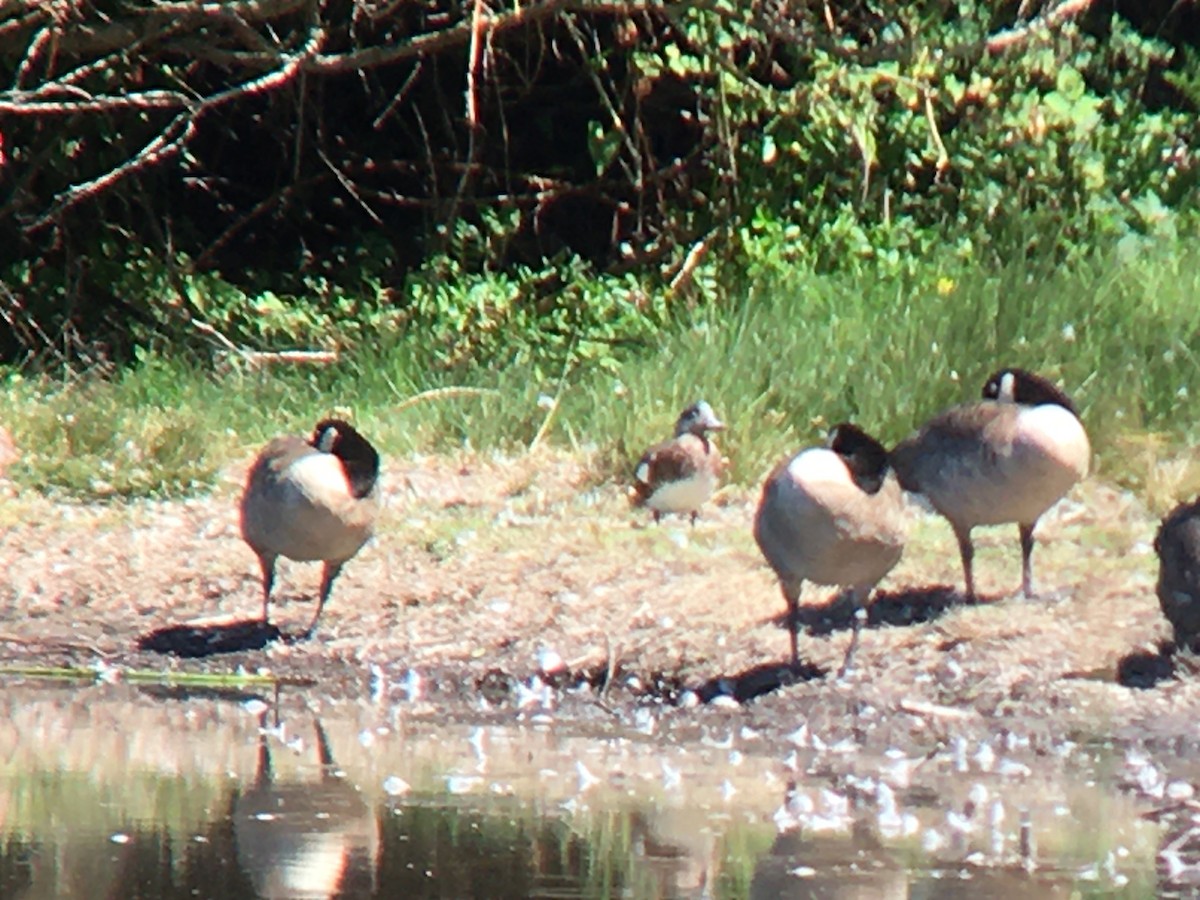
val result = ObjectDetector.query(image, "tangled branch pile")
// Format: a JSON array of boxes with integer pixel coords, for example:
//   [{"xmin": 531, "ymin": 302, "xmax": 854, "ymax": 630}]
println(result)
[{"xmin": 0, "ymin": 0, "xmax": 1196, "ymax": 364}]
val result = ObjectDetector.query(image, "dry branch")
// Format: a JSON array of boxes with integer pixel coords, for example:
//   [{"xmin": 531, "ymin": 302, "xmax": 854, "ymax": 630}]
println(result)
[
  {"xmin": 0, "ymin": 0, "xmax": 687, "ymax": 363},
  {"xmin": 465, "ymin": 0, "xmax": 488, "ymax": 129},
  {"xmin": 308, "ymin": 0, "xmax": 569, "ymax": 74},
  {"xmin": 19, "ymin": 8, "xmax": 329, "ymax": 231},
  {"xmin": 29, "ymin": 112, "xmax": 196, "ymax": 229},
  {"xmin": 0, "ymin": 91, "xmax": 190, "ymax": 114},
  {"xmin": 52, "ymin": 0, "xmax": 308, "ymax": 57},
  {"xmin": 307, "ymin": 0, "xmax": 655, "ymax": 74},
  {"xmin": 218, "ymin": 349, "xmax": 340, "ymax": 369},
  {"xmin": 1, "ymin": 0, "xmax": 659, "ymax": 234},
  {"xmin": 986, "ymin": 0, "xmax": 1096, "ymax": 52}
]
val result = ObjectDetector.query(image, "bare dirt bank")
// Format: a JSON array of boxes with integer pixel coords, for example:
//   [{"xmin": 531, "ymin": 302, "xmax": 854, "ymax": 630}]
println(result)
[{"xmin": 0, "ymin": 450, "xmax": 1194, "ymax": 754}]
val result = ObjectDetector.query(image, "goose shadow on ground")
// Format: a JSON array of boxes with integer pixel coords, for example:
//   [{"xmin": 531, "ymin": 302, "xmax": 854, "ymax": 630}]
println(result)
[
  {"xmin": 137, "ymin": 618, "xmax": 283, "ymax": 658},
  {"xmin": 691, "ymin": 660, "xmax": 825, "ymax": 704},
  {"xmin": 779, "ymin": 584, "xmax": 965, "ymax": 638},
  {"xmin": 687, "ymin": 586, "xmax": 965, "ymax": 705},
  {"xmin": 1115, "ymin": 640, "xmax": 1192, "ymax": 690}
]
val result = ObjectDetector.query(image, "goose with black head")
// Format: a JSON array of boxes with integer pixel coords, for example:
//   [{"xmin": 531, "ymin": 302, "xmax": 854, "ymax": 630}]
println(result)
[
  {"xmin": 240, "ymin": 419, "xmax": 381, "ymax": 638},
  {"xmin": 890, "ymin": 368, "xmax": 1089, "ymax": 601},
  {"xmin": 754, "ymin": 423, "xmax": 909, "ymax": 676}
]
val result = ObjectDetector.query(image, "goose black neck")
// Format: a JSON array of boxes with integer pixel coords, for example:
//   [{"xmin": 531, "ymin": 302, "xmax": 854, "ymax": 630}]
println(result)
[
  {"xmin": 829, "ymin": 423, "xmax": 889, "ymax": 495},
  {"xmin": 982, "ymin": 368, "xmax": 1079, "ymax": 416},
  {"xmin": 313, "ymin": 419, "xmax": 380, "ymax": 499}
]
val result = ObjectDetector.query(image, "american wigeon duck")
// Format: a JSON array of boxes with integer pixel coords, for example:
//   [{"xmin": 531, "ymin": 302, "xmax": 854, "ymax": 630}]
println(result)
[
  {"xmin": 1155, "ymin": 497, "xmax": 1200, "ymax": 651},
  {"xmin": 753, "ymin": 423, "xmax": 909, "ymax": 675},
  {"xmin": 890, "ymin": 368, "xmax": 1090, "ymax": 601},
  {"xmin": 630, "ymin": 401, "xmax": 726, "ymax": 525},
  {"xmin": 239, "ymin": 419, "xmax": 380, "ymax": 638}
]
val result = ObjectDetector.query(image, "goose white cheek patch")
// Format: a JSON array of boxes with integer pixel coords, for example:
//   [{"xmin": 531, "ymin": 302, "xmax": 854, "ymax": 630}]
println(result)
[{"xmin": 316, "ymin": 426, "xmax": 339, "ymax": 453}]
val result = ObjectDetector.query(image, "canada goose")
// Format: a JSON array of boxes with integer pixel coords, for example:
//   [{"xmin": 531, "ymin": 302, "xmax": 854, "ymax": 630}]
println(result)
[
  {"xmin": 1155, "ymin": 497, "xmax": 1200, "ymax": 651},
  {"xmin": 630, "ymin": 401, "xmax": 726, "ymax": 525},
  {"xmin": 753, "ymin": 423, "xmax": 909, "ymax": 676},
  {"xmin": 890, "ymin": 368, "xmax": 1089, "ymax": 601},
  {"xmin": 239, "ymin": 419, "xmax": 380, "ymax": 638}
]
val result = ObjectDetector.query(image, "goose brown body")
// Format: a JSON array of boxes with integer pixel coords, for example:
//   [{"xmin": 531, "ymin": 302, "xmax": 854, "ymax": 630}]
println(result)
[
  {"xmin": 631, "ymin": 401, "xmax": 726, "ymax": 525},
  {"xmin": 890, "ymin": 368, "xmax": 1089, "ymax": 600},
  {"xmin": 754, "ymin": 423, "xmax": 909, "ymax": 675},
  {"xmin": 1155, "ymin": 497, "xmax": 1200, "ymax": 651},
  {"xmin": 240, "ymin": 419, "xmax": 380, "ymax": 637}
]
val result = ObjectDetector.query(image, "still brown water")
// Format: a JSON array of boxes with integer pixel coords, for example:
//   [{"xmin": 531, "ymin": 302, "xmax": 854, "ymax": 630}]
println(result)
[{"xmin": 0, "ymin": 681, "xmax": 1183, "ymax": 898}]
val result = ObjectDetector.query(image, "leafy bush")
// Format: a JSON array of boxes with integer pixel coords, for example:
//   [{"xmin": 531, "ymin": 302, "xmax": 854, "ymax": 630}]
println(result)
[
  {"xmin": 401, "ymin": 222, "xmax": 670, "ymax": 376},
  {"xmin": 654, "ymin": 3, "xmax": 1199, "ymax": 281},
  {"xmin": 2, "ymin": 1, "xmax": 1195, "ymax": 367}
]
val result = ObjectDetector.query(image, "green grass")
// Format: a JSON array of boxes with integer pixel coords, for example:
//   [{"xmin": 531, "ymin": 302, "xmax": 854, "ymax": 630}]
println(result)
[
  {"xmin": 591, "ymin": 230, "xmax": 1200, "ymax": 486},
  {"xmin": 3, "ymin": 229, "xmax": 1200, "ymax": 501}
]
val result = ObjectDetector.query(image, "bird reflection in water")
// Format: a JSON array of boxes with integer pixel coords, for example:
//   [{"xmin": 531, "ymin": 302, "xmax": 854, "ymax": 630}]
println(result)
[
  {"xmin": 626, "ymin": 808, "xmax": 716, "ymax": 897},
  {"xmin": 233, "ymin": 714, "xmax": 380, "ymax": 900},
  {"xmin": 749, "ymin": 813, "xmax": 909, "ymax": 900}
]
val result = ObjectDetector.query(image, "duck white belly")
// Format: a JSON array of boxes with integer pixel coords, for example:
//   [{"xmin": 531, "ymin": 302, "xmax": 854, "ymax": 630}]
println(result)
[{"xmin": 645, "ymin": 468, "xmax": 718, "ymax": 514}]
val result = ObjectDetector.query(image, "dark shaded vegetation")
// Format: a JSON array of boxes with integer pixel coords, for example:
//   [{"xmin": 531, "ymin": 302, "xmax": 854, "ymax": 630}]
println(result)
[{"xmin": 0, "ymin": 0, "xmax": 1196, "ymax": 371}]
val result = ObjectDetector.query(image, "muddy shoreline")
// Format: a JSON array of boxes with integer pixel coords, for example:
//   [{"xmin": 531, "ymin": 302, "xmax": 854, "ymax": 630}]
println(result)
[{"xmin": 0, "ymin": 451, "xmax": 1195, "ymax": 758}]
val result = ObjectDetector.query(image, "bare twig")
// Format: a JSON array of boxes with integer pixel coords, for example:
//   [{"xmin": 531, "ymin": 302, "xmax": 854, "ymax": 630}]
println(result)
[
  {"xmin": 529, "ymin": 336, "xmax": 576, "ymax": 453},
  {"xmin": 318, "ymin": 146, "xmax": 384, "ymax": 225},
  {"xmin": 28, "ymin": 111, "xmax": 196, "ymax": 229},
  {"xmin": 15, "ymin": 23, "xmax": 54, "ymax": 88},
  {"xmin": 50, "ymin": 0, "xmax": 308, "ymax": 56},
  {"xmin": 1, "ymin": 0, "xmax": 683, "ymax": 281},
  {"xmin": 0, "ymin": 90, "xmax": 191, "ymax": 114},
  {"xmin": 898, "ymin": 698, "xmax": 975, "ymax": 720},
  {"xmin": 986, "ymin": 0, "xmax": 1096, "ymax": 52},
  {"xmin": 23, "ymin": 16, "xmax": 328, "ymax": 231},
  {"xmin": 924, "ymin": 91, "xmax": 950, "ymax": 175},
  {"xmin": 0, "ymin": 279, "xmax": 64, "ymax": 366},
  {"xmin": 218, "ymin": 349, "xmax": 341, "ymax": 369},
  {"xmin": 667, "ymin": 237, "xmax": 708, "ymax": 295},
  {"xmin": 205, "ymin": 21, "xmax": 326, "ymax": 109},
  {"xmin": 564, "ymin": 13, "xmax": 643, "ymax": 187},
  {"xmin": 310, "ymin": 0, "xmax": 561, "ymax": 74},
  {"xmin": 192, "ymin": 319, "xmax": 245, "ymax": 356},
  {"xmin": 192, "ymin": 177, "xmax": 326, "ymax": 269},
  {"xmin": 390, "ymin": 386, "xmax": 503, "ymax": 413},
  {"xmin": 465, "ymin": 0, "xmax": 488, "ymax": 130},
  {"xmin": 528, "ymin": 394, "xmax": 561, "ymax": 453},
  {"xmin": 0, "ymin": 7, "xmax": 49, "ymax": 46},
  {"xmin": 0, "ymin": 632, "xmax": 111, "ymax": 655},
  {"xmin": 371, "ymin": 60, "xmax": 422, "ymax": 130}
]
